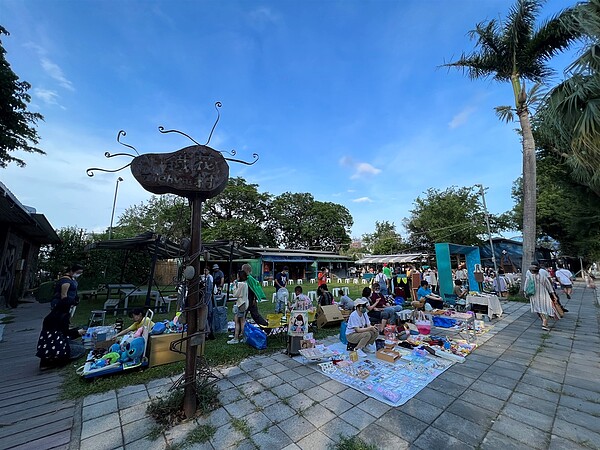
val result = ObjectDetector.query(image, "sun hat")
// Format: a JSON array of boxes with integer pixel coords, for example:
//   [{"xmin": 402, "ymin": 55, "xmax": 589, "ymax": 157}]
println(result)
[
  {"xmin": 354, "ymin": 298, "xmax": 369, "ymax": 307},
  {"xmin": 212, "ymin": 264, "xmax": 219, "ymax": 270}
]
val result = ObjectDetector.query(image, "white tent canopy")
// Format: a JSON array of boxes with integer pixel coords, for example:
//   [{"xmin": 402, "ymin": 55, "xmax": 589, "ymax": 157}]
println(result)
[{"xmin": 355, "ymin": 253, "xmax": 429, "ymax": 265}]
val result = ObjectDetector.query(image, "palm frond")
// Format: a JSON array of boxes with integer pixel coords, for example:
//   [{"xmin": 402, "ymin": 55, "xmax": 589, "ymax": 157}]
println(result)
[
  {"xmin": 495, "ymin": 105, "xmax": 515, "ymax": 123},
  {"xmin": 504, "ymin": 0, "xmax": 540, "ymax": 57},
  {"xmin": 528, "ymin": 8, "xmax": 580, "ymax": 64}
]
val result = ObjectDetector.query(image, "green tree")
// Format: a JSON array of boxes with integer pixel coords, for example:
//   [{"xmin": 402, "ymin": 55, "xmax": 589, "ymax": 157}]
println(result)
[
  {"xmin": 38, "ymin": 227, "xmax": 151, "ymax": 287},
  {"xmin": 270, "ymin": 193, "xmax": 353, "ymax": 251},
  {"xmin": 404, "ymin": 186, "xmax": 510, "ymax": 253},
  {"xmin": 0, "ymin": 26, "xmax": 44, "ymax": 167},
  {"xmin": 117, "ymin": 194, "xmax": 191, "ymax": 241},
  {"xmin": 511, "ymin": 155, "xmax": 600, "ymax": 260},
  {"xmin": 362, "ymin": 221, "xmax": 406, "ymax": 255},
  {"xmin": 444, "ymin": 0, "xmax": 578, "ymax": 276},
  {"xmin": 535, "ymin": 0, "xmax": 600, "ymax": 195},
  {"xmin": 202, "ymin": 177, "xmax": 274, "ymax": 246}
]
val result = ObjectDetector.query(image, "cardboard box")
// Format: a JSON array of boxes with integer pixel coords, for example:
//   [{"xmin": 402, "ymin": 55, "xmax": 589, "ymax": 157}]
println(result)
[
  {"xmin": 148, "ymin": 333, "xmax": 203, "ymax": 368},
  {"xmin": 376, "ymin": 348, "xmax": 401, "ymax": 363},
  {"xmin": 316, "ymin": 305, "xmax": 344, "ymax": 328}
]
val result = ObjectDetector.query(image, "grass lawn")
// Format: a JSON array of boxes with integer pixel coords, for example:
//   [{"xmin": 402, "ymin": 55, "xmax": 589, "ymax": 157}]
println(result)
[{"xmin": 61, "ymin": 281, "xmax": 363, "ymax": 399}]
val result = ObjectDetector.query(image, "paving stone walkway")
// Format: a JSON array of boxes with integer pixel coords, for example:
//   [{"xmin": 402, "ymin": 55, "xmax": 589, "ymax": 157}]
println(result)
[{"xmin": 2, "ymin": 284, "xmax": 598, "ymax": 449}]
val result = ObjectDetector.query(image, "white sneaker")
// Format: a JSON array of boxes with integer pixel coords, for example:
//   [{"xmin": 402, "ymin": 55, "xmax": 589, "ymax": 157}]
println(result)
[
  {"xmin": 356, "ymin": 349, "xmax": 368, "ymax": 358},
  {"xmin": 227, "ymin": 338, "xmax": 240, "ymax": 345},
  {"xmin": 363, "ymin": 344, "xmax": 375, "ymax": 353}
]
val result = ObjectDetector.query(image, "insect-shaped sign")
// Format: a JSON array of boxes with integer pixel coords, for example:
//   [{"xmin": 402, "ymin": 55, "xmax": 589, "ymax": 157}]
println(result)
[{"xmin": 87, "ymin": 102, "xmax": 259, "ymax": 200}]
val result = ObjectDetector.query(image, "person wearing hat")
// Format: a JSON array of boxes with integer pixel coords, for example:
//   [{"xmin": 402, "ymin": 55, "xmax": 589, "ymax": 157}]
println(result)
[
  {"xmin": 345, "ymin": 288, "xmax": 379, "ymax": 358},
  {"xmin": 212, "ymin": 264, "xmax": 225, "ymax": 295},
  {"xmin": 525, "ymin": 263, "xmax": 557, "ymax": 331}
]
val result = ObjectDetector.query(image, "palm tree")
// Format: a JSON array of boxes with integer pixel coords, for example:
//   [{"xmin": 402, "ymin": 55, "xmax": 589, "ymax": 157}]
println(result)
[
  {"xmin": 536, "ymin": 0, "xmax": 600, "ymax": 195},
  {"xmin": 443, "ymin": 0, "xmax": 578, "ymax": 286}
]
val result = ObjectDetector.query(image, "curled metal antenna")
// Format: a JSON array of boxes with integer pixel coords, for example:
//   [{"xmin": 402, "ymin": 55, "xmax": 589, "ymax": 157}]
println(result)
[
  {"xmin": 117, "ymin": 130, "xmax": 140, "ymax": 155},
  {"xmin": 86, "ymin": 162, "xmax": 132, "ymax": 177},
  {"xmin": 205, "ymin": 101, "xmax": 222, "ymax": 145},
  {"xmin": 220, "ymin": 149, "xmax": 237, "ymax": 157},
  {"xmin": 225, "ymin": 153, "xmax": 259, "ymax": 166},
  {"xmin": 158, "ymin": 126, "xmax": 201, "ymax": 146},
  {"xmin": 104, "ymin": 151, "xmax": 136, "ymax": 159}
]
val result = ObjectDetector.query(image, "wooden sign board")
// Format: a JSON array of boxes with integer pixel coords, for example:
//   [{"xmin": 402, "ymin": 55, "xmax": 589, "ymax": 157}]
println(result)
[{"xmin": 131, "ymin": 145, "xmax": 229, "ymax": 199}]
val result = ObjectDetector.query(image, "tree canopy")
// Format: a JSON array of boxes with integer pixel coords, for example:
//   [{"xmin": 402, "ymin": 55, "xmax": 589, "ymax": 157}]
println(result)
[
  {"xmin": 403, "ymin": 186, "xmax": 511, "ymax": 253},
  {"xmin": 443, "ymin": 0, "xmax": 578, "ymax": 277},
  {"xmin": 362, "ymin": 221, "xmax": 407, "ymax": 255},
  {"xmin": 0, "ymin": 26, "xmax": 44, "ymax": 168},
  {"xmin": 534, "ymin": 0, "xmax": 600, "ymax": 195}
]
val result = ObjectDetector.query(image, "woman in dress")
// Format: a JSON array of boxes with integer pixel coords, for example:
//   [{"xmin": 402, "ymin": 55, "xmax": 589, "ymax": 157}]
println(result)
[
  {"xmin": 526, "ymin": 263, "xmax": 558, "ymax": 331},
  {"xmin": 37, "ymin": 264, "xmax": 86, "ymax": 369}
]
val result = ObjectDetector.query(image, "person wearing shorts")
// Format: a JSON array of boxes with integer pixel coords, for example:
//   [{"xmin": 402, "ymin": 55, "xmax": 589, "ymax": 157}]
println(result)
[{"xmin": 555, "ymin": 265, "xmax": 574, "ymax": 299}]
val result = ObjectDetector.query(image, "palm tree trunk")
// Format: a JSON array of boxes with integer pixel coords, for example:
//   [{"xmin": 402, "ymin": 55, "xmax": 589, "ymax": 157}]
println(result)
[{"xmin": 519, "ymin": 110, "xmax": 537, "ymax": 290}]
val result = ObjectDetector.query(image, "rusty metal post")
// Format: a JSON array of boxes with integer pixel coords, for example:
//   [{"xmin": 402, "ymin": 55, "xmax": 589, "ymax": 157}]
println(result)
[{"xmin": 183, "ymin": 197, "xmax": 202, "ymax": 418}]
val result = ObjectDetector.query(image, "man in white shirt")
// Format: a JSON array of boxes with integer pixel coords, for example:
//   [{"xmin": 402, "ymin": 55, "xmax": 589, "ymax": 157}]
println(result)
[{"xmin": 555, "ymin": 265, "xmax": 574, "ymax": 299}]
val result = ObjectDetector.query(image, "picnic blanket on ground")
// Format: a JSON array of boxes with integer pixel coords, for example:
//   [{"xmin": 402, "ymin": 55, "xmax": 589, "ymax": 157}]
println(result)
[{"xmin": 294, "ymin": 342, "xmax": 454, "ymax": 407}]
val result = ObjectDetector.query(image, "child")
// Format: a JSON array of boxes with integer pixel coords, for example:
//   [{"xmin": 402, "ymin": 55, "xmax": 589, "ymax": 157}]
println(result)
[
  {"xmin": 290, "ymin": 286, "xmax": 314, "ymax": 312},
  {"xmin": 114, "ymin": 308, "xmax": 155, "ymax": 339},
  {"xmin": 275, "ymin": 287, "xmax": 289, "ymax": 314},
  {"xmin": 228, "ymin": 270, "xmax": 249, "ymax": 344}
]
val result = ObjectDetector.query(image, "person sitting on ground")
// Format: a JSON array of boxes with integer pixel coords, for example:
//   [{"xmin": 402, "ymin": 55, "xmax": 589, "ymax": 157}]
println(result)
[
  {"xmin": 453, "ymin": 280, "xmax": 467, "ymax": 300},
  {"xmin": 290, "ymin": 286, "xmax": 314, "ymax": 312},
  {"xmin": 317, "ymin": 284, "xmax": 334, "ymax": 306},
  {"xmin": 336, "ymin": 292, "xmax": 355, "ymax": 310},
  {"xmin": 114, "ymin": 308, "xmax": 155, "ymax": 339},
  {"xmin": 367, "ymin": 283, "xmax": 395, "ymax": 332},
  {"xmin": 416, "ymin": 280, "xmax": 444, "ymax": 309},
  {"xmin": 345, "ymin": 297, "xmax": 378, "ymax": 358}
]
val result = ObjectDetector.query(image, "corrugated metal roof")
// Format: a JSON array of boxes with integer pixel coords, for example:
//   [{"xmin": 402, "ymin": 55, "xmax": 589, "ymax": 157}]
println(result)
[
  {"xmin": 0, "ymin": 182, "xmax": 60, "ymax": 244},
  {"xmin": 355, "ymin": 254, "xmax": 428, "ymax": 264}
]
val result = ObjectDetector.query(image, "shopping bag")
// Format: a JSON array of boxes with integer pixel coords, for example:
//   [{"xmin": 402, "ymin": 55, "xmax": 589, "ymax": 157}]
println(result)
[
  {"xmin": 339, "ymin": 321, "xmax": 348, "ymax": 344},
  {"xmin": 212, "ymin": 306, "xmax": 228, "ymax": 333},
  {"xmin": 414, "ymin": 311, "xmax": 431, "ymax": 335},
  {"xmin": 244, "ymin": 322, "xmax": 267, "ymax": 350}
]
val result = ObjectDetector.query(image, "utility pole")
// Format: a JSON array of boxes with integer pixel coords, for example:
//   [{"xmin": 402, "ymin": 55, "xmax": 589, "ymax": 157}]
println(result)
[{"xmin": 476, "ymin": 184, "xmax": 498, "ymax": 275}]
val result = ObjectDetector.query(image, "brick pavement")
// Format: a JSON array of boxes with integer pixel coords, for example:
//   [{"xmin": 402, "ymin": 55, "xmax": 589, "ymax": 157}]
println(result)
[{"xmin": 2, "ymin": 284, "xmax": 598, "ymax": 449}]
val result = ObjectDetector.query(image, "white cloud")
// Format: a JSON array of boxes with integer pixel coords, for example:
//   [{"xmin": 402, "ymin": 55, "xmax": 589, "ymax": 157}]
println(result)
[
  {"xmin": 33, "ymin": 88, "xmax": 62, "ymax": 107},
  {"xmin": 351, "ymin": 162, "xmax": 381, "ymax": 179},
  {"xmin": 448, "ymin": 106, "xmax": 475, "ymax": 129},
  {"xmin": 340, "ymin": 156, "xmax": 382, "ymax": 179},
  {"xmin": 352, "ymin": 197, "xmax": 373, "ymax": 203},
  {"xmin": 40, "ymin": 57, "xmax": 74, "ymax": 91}
]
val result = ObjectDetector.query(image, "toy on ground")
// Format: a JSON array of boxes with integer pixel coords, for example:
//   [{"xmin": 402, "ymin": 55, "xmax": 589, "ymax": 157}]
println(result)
[{"xmin": 78, "ymin": 309, "xmax": 153, "ymax": 378}]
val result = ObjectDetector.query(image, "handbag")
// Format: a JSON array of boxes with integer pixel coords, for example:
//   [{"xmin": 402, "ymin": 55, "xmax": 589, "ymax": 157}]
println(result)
[
  {"xmin": 550, "ymin": 293, "xmax": 564, "ymax": 318},
  {"xmin": 524, "ymin": 276, "xmax": 536, "ymax": 297}
]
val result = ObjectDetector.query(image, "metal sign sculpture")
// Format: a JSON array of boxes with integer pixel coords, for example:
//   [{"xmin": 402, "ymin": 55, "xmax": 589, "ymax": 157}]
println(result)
[{"xmin": 87, "ymin": 102, "xmax": 258, "ymax": 417}]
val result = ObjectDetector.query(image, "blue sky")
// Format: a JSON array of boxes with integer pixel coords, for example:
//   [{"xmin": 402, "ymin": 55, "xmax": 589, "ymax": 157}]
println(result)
[{"xmin": 1, "ymin": 0, "xmax": 577, "ymax": 241}]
